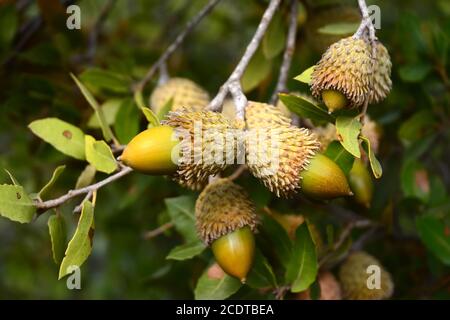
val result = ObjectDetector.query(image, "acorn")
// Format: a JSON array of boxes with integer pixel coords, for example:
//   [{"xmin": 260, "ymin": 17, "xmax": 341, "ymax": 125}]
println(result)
[
  {"xmin": 122, "ymin": 109, "xmax": 240, "ymax": 190},
  {"xmin": 296, "ymin": 271, "xmax": 342, "ymax": 300},
  {"xmin": 149, "ymin": 77, "xmax": 210, "ymax": 114},
  {"xmin": 348, "ymin": 159, "xmax": 374, "ymax": 208},
  {"xmin": 300, "ymin": 154, "xmax": 353, "ymax": 199},
  {"xmin": 310, "ymin": 36, "xmax": 372, "ymax": 112},
  {"xmin": 195, "ymin": 178, "xmax": 258, "ymax": 282},
  {"xmin": 269, "ymin": 211, "xmax": 304, "ymax": 239},
  {"xmin": 369, "ymin": 41, "xmax": 392, "ymax": 104},
  {"xmin": 121, "ymin": 125, "xmax": 180, "ymax": 175},
  {"xmin": 339, "ymin": 251, "xmax": 394, "ymax": 300}
]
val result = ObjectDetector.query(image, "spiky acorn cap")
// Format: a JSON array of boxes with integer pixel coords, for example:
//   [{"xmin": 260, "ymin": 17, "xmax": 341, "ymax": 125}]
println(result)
[
  {"xmin": 339, "ymin": 251, "xmax": 394, "ymax": 300},
  {"xmin": 195, "ymin": 178, "xmax": 258, "ymax": 245},
  {"xmin": 245, "ymin": 126, "xmax": 320, "ymax": 197},
  {"xmin": 311, "ymin": 36, "xmax": 372, "ymax": 108},
  {"xmin": 162, "ymin": 109, "xmax": 239, "ymax": 190},
  {"xmin": 312, "ymin": 123, "xmax": 337, "ymax": 152},
  {"xmin": 150, "ymin": 78, "xmax": 210, "ymax": 114},
  {"xmin": 368, "ymin": 41, "xmax": 392, "ymax": 104},
  {"xmin": 245, "ymin": 101, "xmax": 292, "ymax": 129}
]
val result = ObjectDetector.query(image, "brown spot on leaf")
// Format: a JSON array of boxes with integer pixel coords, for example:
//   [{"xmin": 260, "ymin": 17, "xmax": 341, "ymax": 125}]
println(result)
[
  {"xmin": 16, "ymin": 192, "xmax": 21, "ymax": 199},
  {"xmin": 88, "ymin": 227, "xmax": 95, "ymax": 247},
  {"xmin": 63, "ymin": 130, "xmax": 72, "ymax": 139}
]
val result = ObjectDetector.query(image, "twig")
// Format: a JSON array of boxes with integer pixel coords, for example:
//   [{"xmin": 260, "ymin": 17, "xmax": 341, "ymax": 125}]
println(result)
[
  {"xmin": 35, "ymin": 166, "xmax": 133, "ymax": 212},
  {"xmin": 207, "ymin": 0, "xmax": 282, "ymax": 120},
  {"xmin": 143, "ymin": 222, "xmax": 174, "ymax": 240},
  {"xmin": 353, "ymin": 0, "xmax": 377, "ymax": 45},
  {"xmin": 158, "ymin": 62, "xmax": 170, "ymax": 85},
  {"xmin": 134, "ymin": 0, "xmax": 222, "ymax": 93},
  {"xmin": 228, "ymin": 165, "xmax": 247, "ymax": 181},
  {"xmin": 73, "ymin": 190, "xmax": 93, "ymax": 213},
  {"xmin": 270, "ymin": 0, "xmax": 298, "ymax": 105}
]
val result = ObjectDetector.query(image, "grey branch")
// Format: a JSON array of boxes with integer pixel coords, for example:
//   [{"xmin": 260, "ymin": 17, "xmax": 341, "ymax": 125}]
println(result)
[
  {"xmin": 135, "ymin": 0, "xmax": 222, "ymax": 93},
  {"xmin": 270, "ymin": 0, "xmax": 298, "ymax": 105},
  {"xmin": 35, "ymin": 166, "xmax": 133, "ymax": 211},
  {"xmin": 353, "ymin": 0, "xmax": 377, "ymax": 46},
  {"xmin": 207, "ymin": 0, "xmax": 282, "ymax": 120},
  {"xmin": 143, "ymin": 222, "xmax": 174, "ymax": 240}
]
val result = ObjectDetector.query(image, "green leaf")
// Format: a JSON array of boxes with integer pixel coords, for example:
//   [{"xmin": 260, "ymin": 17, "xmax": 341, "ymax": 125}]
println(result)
[
  {"xmin": 294, "ymin": 66, "xmax": 315, "ymax": 84},
  {"xmin": 285, "ymin": 223, "xmax": 318, "ymax": 292},
  {"xmin": 4, "ymin": 169, "xmax": 20, "ymax": 185},
  {"xmin": 242, "ymin": 47, "xmax": 272, "ymax": 92},
  {"xmin": 360, "ymin": 136, "xmax": 382, "ymax": 178},
  {"xmin": 79, "ymin": 68, "xmax": 131, "ymax": 94},
  {"xmin": 398, "ymin": 63, "xmax": 432, "ymax": 82},
  {"xmin": 71, "ymin": 73, "xmax": 115, "ymax": 142},
  {"xmin": 260, "ymin": 215, "xmax": 292, "ymax": 270},
  {"xmin": 87, "ymin": 99, "xmax": 122, "ymax": 128},
  {"xmin": 398, "ymin": 110, "xmax": 435, "ymax": 146},
  {"xmin": 29, "ymin": 118, "xmax": 86, "ymax": 160},
  {"xmin": 335, "ymin": 116, "xmax": 362, "ymax": 158},
  {"xmin": 194, "ymin": 268, "xmax": 242, "ymax": 300},
  {"xmin": 262, "ymin": 11, "xmax": 285, "ymax": 59},
  {"xmin": 165, "ymin": 196, "xmax": 198, "ymax": 242},
  {"xmin": 416, "ymin": 214, "xmax": 450, "ymax": 265},
  {"xmin": 157, "ymin": 97, "xmax": 174, "ymax": 120},
  {"xmin": 166, "ymin": 241, "xmax": 206, "ymax": 260},
  {"xmin": 324, "ymin": 141, "xmax": 355, "ymax": 176},
  {"xmin": 114, "ymin": 99, "xmax": 140, "ymax": 144},
  {"xmin": 246, "ymin": 249, "xmax": 277, "ymax": 289},
  {"xmin": 48, "ymin": 213, "xmax": 66, "ymax": 265},
  {"xmin": 317, "ymin": 22, "xmax": 359, "ymax": 35},
  {"xmin": 279, "ymin": 93, "xmax": 334, "ymax": 123},
  {"xmin": 85, "ymin": 135, "xmax": 117, "ymax": 174},
  {"xmin": 59, "ymin": 200, "xmax": 94, "ymax": 279},
  {"xmin": 75, "ymin": 165, "xmax": 96, "ymax": 189},
  {"xmin": 0, "ymin": 184, "xmax": 36, "ymax": 223},
  {"xmin": 39, "ymin": 165, "xmax": 66, "ymax": 200},
  {"xmin": 141, "ymin": 107, "xmax": 160, "ymax": 128}
]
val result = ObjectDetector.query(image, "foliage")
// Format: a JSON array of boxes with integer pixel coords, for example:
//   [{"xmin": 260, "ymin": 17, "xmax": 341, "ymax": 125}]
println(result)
[{"xmin": 0, "ymin": 0, "xmax": 449, "ymax": 300}]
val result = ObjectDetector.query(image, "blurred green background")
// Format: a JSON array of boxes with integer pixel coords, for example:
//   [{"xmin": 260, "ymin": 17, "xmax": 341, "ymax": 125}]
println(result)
[{"xmin": 0, "ymin": 0, "xmax": 449, "ymax": 299}]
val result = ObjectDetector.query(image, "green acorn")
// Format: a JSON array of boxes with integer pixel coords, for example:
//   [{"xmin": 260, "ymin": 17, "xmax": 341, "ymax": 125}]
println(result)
[
  {"xmin": 195, "ymin": 178, "xmax": 258, "ymax": 282},
  {"xmin": 122, "ymin": 109, "xmax": 240, "ymax": 190},
  {"xmin": 349, "ymin": 159, "xmax": 374, "ymax": 208},
  {"xmin": 339, "ymin": 251, "xmax": 394, "ymax": 300},
  {"xmin": 311, "ymin": 36, "xmax": 372, "ymax": 112},
  {"xmin": 149, "ymin": 77, "xmax": 210, "ymax": 114},
  {"xmin": 300, "ymin": 154, "xmax": 353, "ymax": 199}
]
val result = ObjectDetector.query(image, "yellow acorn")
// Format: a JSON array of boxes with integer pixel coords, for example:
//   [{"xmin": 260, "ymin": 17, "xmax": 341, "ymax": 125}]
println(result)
[
  {"xmin": 296, "ymin": 271, "xmax": 342, "ymax": 300},
  {"xmin": 311, "ymin": 36, "xmax": 372, "ymax": 111},
  {"xmin": 349, "ymin": 159, "xmax": 374, "ymax": 208},
  {"xmin": 121, "ymin": 125, "xmax": 180, "ymax": 175},
  {"xmin": 196, "ymin": 178, "xmax": 258, "ymax": 282},
  {"xmin": 270, "ymin": 211, "xmax": 304, "ymax": 239},
  {"xmin": 300, "ymin": 154, "xmax": 353, "ymax": 199},
  {"xmin": 339, "ymin": 251, "xmax": 394, "ymax": 300},
  {"xmin": 369, "ymin": 41, "xmax": 392, "ymax": 104},
  {"xmin": 149, "ymin": 77, "xmax": 210, "ymax": 114}
]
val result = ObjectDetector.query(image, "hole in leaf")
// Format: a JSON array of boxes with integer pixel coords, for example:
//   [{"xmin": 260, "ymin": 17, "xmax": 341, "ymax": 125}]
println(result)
[{"xmin": 16, "ymin": 192, "xmax": 21, "ymax": 199}]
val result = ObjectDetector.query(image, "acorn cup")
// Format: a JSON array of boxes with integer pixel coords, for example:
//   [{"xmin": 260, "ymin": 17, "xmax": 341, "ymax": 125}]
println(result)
[
  {"xmin": 339, "ymin": 251, "xmax": 394, "ymax": 300},
  {"xmin": 348, "ymin": 159, "xmax": 374, "ymax": 208},
  {"xmin": 149, "ymin": 77, "xmax": 210, "ymax": 114},
  {"xmin": 195, "ymin": 178, "xmax": 258, "ymax": 283},
  {"xmin": 121, "ymin": 109, "xmax": 240, "ymax": 190},
  {"xmin": 299, "ymin": 154, "xmax": 353, "ymax": 200}
]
